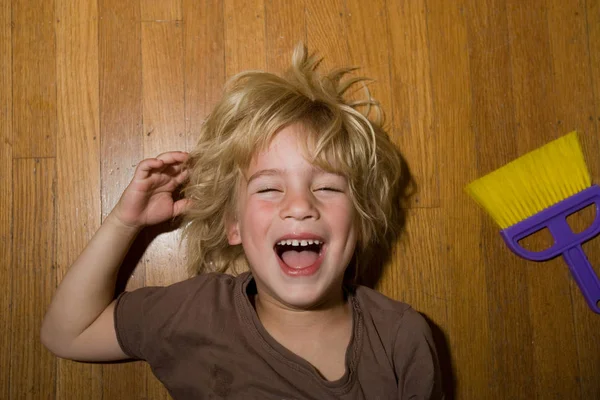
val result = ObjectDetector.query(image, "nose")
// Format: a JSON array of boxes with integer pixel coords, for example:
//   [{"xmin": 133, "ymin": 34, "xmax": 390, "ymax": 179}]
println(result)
[{"xmin": 279, "ymin": 188, "xmax": 320, "ymax": 221}]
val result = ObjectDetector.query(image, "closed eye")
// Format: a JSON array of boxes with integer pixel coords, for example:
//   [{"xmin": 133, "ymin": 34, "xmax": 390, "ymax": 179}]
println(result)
[
  {"xmin": 257, "ymin": 188, "xmax": 280, "ymax": 193},
  {"xmin": 315, "ymin": 187, "xmax": 342, "ymax": 192}
]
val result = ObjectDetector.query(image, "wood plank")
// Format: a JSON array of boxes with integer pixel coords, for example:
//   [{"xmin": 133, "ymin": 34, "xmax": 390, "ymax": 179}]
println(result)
[
  {"xmin": 305, "ymin": 0, "xmax": 349, "ymax": 70},
  {"xmin": 12, "ymin": 0, "xmax": 56, "ymax": 157},
  {"xmin": 506, "ymin": 1, "xmax": 580, "ymax": 398},
  {"xmin": 506, "ymin": 0, "xmax": 558, "ymax": 147},
  {"xmin": 0, "ymin": 1, "xmax": 12, "ymax": 397},
  {"xmin": 584, "ymin": 0, "xmax": 600, "ymax": 394},
  {"xmin": 380, "ymin": 209, "xmax": 446, "ymax": 322},
  {"xmin": 362, "ymin": 5, "xmax": 450, "ymax": 392},
  {"xmin": 141, "ymin": 21, "xmax": 188, "ymax": 399},
  {"xmin": 141, "ymin": 0, "xmax": 182, "ymax": 21},
  {"xmin": 224, "ymin": 0, "xmax": 266, "ymax": 77},
  {"xmin": 464, "ymin": 0, "xmax": 536, "ymax": 397},
  {"xmin": 385, "ymin": 0, "xmax": 437, "ymax": 208},
  {"xmin": 549, "ymin": 1, "xmax": 600, "ymax": 398},
  {"xmin": 588, "ymin": 0, "xmax": 600, "ymax": 153},
  {"xmin": 342, "ymin": 3, "xmax": 397, "ymax": 292},
  {"xmin": 142, "ymin": 22, "xmax": 186, "ymax": 162},
  {"xmin": 54, "ymin": 1, "xmax": 103, "ymax": 397},
  {"xmin": 344, "ymin": 0, "xmax": 392, "ymax": 128},
  {"xmin": 98, "ymin": 0, "xmax": 145, "ymax": 281},
  {"xmin": 11, "ymin": 159, "xmax": 56, "ymax": 398},
  {"xmin": 141, "ymin": 21, "xmax": 187, "ymax": 286},
  {"xmin": 426, "ymin": 1, "xmax": 490, "ymax": 397},
  {"xmin": 99, "ymin": 0, "xmax": 148, "ymax": 398},
  {"xmin": 183, "ymin": 0, "xmax": 225, "ymax": 149},
  {"xmin": 264, "ymin": 0, "xmax": 305, "ymax": 73}
]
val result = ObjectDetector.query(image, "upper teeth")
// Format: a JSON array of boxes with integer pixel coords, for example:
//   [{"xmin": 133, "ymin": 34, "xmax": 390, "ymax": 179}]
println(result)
[{"xmin": 277, "ymin": 239, "xmax": 321, "ymax": 246}]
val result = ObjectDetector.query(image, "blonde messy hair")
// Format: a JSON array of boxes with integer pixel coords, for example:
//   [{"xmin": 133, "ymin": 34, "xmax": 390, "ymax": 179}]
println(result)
[{"xmin": 181, "ymin": 43, "xmax": 412, "ymax": 285}]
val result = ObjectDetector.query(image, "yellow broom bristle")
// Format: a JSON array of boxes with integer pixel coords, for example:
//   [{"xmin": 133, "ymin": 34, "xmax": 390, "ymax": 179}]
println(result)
[{"xmin": 465, "ymin": 131, "xmax": 592, "ymax": 229}]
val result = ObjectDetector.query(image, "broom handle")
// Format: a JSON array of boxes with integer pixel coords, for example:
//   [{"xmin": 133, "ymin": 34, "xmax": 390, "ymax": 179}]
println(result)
[{"xmin": 563, "ymin": 245, "xmax": 600, "ymax": 314}]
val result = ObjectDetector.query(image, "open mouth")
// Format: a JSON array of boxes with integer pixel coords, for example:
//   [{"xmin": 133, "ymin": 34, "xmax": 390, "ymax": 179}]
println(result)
[{"xmin": 274, "ymin": 239, "xmax": 324, "ymax": 269}]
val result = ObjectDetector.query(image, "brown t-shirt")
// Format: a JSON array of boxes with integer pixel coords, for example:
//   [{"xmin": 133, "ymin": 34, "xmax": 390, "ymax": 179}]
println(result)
[{"xmin": 114, "ymin": 271, "xmax": 443, "ymax": 399}]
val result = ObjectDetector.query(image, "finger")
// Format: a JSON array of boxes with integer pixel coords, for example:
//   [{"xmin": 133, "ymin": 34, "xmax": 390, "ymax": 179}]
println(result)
[
  {"xmin": 156, "ymin": 151, "xmax": 189, "ymax": 164},
  {"xmin": 155, "ymin": 163, "xmax": 188, "ymax": 181},
  {"xmin": 173, "ymin": 198, "xmax": 193, "ymax": 217},
  {"xmin": 147, "ymin": 166, "xmax": 189, "ymax": 193},
  {"xmin": 135, "ymin": 152, "xmax": 188, "ymax": 181},
  {"xmin": 175, "ymin": 168, "xmax": 190, "ymax": 185},
  {"xmin": 159, "ymin": 171, "xmax": 190, "ymax": 193},
  {"xmin": 163, "ymin": 161, "xmax": 188, "ymax": 174},
  {"xmin": 134, "ymin": 158, "xmax": 165, "ymax": 179}
]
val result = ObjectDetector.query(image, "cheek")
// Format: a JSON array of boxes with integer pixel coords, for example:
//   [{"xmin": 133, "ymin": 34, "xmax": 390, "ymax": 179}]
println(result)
[
  {"xmin": 240, "ymin": 199, "xmax": 276, "ymax": 231},
  {"xmin": 344, "ymin": 203, "xmax": 360, "ymax": 246},
  {"xmin": 338, "ymin": 199, "xmax": 356, "ymax": 222},
  {"xmin": 247, "ymin": 198, "xmax": 277, "ymax": 216},
  {"xmin": 326, "ymin": 200, "xmax": 356, "ymax": 231}
]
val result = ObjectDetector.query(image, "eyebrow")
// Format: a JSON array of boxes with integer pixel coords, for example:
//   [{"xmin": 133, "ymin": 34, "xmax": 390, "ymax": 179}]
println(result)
[
  {"xmin": 245, "ymin": 167, "xmax": 345, "ymax": 185},
  {"xmin": 246, "ymin": 169, "xmax": 282, "ymax": 184}
]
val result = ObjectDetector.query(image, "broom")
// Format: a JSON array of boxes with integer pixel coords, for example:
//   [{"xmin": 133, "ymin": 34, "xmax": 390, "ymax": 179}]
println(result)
[{"xmin": 465, "ymin": 131, "xmax": 600, "ymax": 314}]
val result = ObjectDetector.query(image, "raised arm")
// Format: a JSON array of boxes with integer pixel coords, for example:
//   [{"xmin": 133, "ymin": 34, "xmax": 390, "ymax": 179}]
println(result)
[{"xmin": 40, "ymin": 151, "xmax": 190, "ymax": 361}]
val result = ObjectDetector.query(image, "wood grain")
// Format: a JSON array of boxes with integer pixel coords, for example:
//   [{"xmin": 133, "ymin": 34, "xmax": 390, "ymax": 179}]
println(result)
[
  {"xmin": 183, "ymin": 0, "xmax": 225, "ymax": 148},
  {"xmin": 55, "ymin": 1, "xmax": 103, "ymax": 398},
  {"xmin": 344, "ymin": 0, "xmax": 392, "ymax": 126},
  {"xmin": 506, "ymin": 1, "xmax": 581, "ymax": 397},
  {"xmin": 375, "ymin": 3, "xmax": 450, "ymax": 391},
  {"xmin": 386, "ymin": 0, "xmax": 437, "ymax": 208},
  {"xmin": 512, "ymin": 0, "xmax": 578, "ymax": 396},
  {"xmin": 224, "ymin": 0, "xmax": 266, "ymax": 77},
  {"xmin": 141, "ymin": 0, "xmax": 182, "ymax": 22},
  {"xmin": 12, "ymin": 0, "xmax": 56, "ymax": 157},
  {"xmin": 581, "ymin": 2, "xmax": 600, "ymax": 397},
  {"xmin": 264, "ymin": 0, "xmax": 305, "ymax": 73},
  {"xmin": 465, "ymin": 0, "xmax": 536, "ymax": 398},
  {"xmin": 305, "ymin": 0, "xmax": 349, "ymax": 70},
  {"xmin": 426, "ymin": 1, "xmax": 491, "ymax": 397},
  {"xmin": 588, "ymin": 0, "xmax": 600, "ymax": 157},
  {"xmin": 142, "ymin": 20, "xmax": 188, "ymax": 399},
  {"xmin": 0, "ymin": 2, "xmax": 11, "ymax": 397},
  {"xmin": 381, "ymin": 208, "xmax": 449, "ymax": 336},
  {"xmin": 0, "ymin": 2, "xmax": 14, "ymax": 399},
  {"xmin": 11, "ymin": 159, "xmax": 56, "ymax": 398},
  {"xmin": 100, "ymin": 0, "xmax": 144, "ymax": 225},
  {"xmin": 99, "ymin": 1, "xmax": 148, "ymax": 398},
  {"xmin": 549, "ymin": 1, "xmax": 600, "ymax": 398},
  {"xmin": 141, "ymin": 21, "xmax": 187, "ymax": 286}
]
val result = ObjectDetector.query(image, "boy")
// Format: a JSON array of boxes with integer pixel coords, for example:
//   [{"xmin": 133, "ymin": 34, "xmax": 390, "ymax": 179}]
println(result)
[{"xmin": 41, "ymin": 44, "xmax": 443, "ymax": 399}]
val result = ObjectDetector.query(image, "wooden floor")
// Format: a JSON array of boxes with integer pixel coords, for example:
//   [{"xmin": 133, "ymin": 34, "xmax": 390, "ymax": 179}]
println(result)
[{"xmin": 2, "ymin": 0, "xmax": 599, "ymax": 399}]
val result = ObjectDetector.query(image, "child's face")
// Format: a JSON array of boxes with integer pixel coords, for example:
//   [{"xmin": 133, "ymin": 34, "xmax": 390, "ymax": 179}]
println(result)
[{"xmin": 227, "ymin": 123, "xmax": 357, "ymax": 309}]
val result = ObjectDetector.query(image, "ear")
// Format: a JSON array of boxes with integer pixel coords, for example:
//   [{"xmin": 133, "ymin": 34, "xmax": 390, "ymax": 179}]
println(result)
[{"xmin": 226, "ymin": 215, "xmax": 242, "ymax": 245}]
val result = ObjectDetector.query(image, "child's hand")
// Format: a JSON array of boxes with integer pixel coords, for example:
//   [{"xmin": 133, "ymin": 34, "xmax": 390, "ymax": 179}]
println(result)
[{"xmin": 110, "ymin": 151, "xmax": 191, "ymax": 230}]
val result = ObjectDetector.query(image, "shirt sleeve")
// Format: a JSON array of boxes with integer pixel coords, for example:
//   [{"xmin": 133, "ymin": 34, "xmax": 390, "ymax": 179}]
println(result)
[
  {"xmin": 113, "ymin": 273, "xmax": 230, "ymax": 361},
  {"xmin": 393, "ymin": 308, "xmax": 445, "ymax": 400},
  {"xmin": 114, "ymin": 286, "xmax": 164, "ymax": 360}
]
